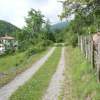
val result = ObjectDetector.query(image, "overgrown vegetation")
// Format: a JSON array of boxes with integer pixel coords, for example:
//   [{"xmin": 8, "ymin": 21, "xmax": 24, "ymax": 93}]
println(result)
[
  {"xmin": 62, "ymin": 47, "xmax": 100, "ymax": 100},
  {"xmin": 17, "ymin": 9, "xmax": 54, "ymax": 53},
  {"xmin": 10, "ymin": 47, "xmax": 61, "ymax": 100},
  {"xmin": 59, "ymin": 0, "xmax": 100, "ymax": 46}
]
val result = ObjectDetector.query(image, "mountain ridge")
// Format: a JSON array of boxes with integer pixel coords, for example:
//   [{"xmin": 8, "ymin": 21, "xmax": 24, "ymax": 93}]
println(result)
[
  {"xmin": 50, "ymin": 22, "xmax": 68, "ymax": 31},
  {"xmin": 0, "ymin": 20, "xmax": 21, "ymax": 37}
]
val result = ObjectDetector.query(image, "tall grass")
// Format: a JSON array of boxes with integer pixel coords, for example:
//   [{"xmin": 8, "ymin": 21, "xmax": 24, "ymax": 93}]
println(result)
[
  {"xmin": 65, "ymin": 47, "xmax": 100, "ymax": 100},
  {"xmin": 0, "ymin": 52, "xmax": 26, "ymax": 72}
]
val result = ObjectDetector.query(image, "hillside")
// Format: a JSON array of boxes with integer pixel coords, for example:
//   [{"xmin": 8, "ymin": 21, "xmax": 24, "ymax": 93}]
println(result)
[
  {"xmin": 0, "ymin": 20, "xmax": 21, "ymax": 36},
  {"xmin": 50, "ymin": 22, "xmax": 68, "ymax": 31}
]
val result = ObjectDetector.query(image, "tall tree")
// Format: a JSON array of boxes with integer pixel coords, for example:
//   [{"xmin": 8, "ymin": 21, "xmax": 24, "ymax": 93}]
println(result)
[{"xmin": 25, "ymin": 9, "xmax": 45, "ymax": 42}]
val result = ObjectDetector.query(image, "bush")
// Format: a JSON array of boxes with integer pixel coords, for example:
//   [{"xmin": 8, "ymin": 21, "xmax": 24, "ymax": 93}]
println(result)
[
  {"xmin": 25, "ymin": 42, "xmax": 46, "ymax": 57},
  {"xmin": 43, "ymin": 40, "xmax": 53, "ymax": 47},
  {"xmin": 55, "ymin": 43, "xmax": 64, "ymax": 47}
]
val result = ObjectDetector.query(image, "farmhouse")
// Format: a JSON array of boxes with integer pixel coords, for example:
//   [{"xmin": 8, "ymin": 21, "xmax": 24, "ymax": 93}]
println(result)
[{"xmin": 0, "ymin": 35, "xmax": 18, "ymax": 53}]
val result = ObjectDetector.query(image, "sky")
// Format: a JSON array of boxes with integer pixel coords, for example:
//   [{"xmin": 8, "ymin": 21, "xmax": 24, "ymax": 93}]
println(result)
[{"xmin": 0, "ymin": 0, "xmax": 64, "ymax": 28}]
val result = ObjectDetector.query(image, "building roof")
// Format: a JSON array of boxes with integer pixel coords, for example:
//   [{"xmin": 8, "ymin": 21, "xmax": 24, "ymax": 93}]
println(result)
[{"xmin": 0, "ymin": 35, "xmax": 15, "ymax": 40}]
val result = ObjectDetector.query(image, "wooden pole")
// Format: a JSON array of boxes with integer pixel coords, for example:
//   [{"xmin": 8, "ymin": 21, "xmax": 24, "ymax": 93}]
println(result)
[
  {"xmin": 90, "ymin": 37, "xmax": 94, "ymax": 69},
  {"xmin": 97, "ymin": 43, "xmax": 100, "ymax": 82}
]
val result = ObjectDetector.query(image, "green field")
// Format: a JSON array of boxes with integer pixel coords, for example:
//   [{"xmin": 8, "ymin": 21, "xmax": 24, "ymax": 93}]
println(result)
[
  {"xmin": 10, "ymin": 47, "xmax": 61, "ymax": 100},
  {"xmin": 60, "ymin": 47, "xmax": 100, "ymax": 100},
  {"xmin": 0, "ymin": 50, "xmax": 48, "ymax": 87}
]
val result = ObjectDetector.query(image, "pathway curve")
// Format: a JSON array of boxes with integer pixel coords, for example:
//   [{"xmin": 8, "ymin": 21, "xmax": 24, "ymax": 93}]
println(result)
[
  {"xmin": 0, "ymin": 47, "xmax": 55, "ymax": 100},
  {"xmin": 42, "ymin": 47, "xmax": 65, "ymax": 100}
]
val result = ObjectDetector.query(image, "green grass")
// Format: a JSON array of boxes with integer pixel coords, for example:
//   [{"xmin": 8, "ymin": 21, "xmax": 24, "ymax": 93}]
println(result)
[
  {"xmin": 0, "ymin": 50, "xmax": 48, "ymax": 87},
  {"xmin": 63, "ymin": 47, "xmax": 100, "ymax": 100},
  {"xmin": 10, "ymin": 47, "xmax": 61, "ymax": 100},
  {"xmin": 0, "ymin": 52, "xmax": 26, "ymax": 72}
]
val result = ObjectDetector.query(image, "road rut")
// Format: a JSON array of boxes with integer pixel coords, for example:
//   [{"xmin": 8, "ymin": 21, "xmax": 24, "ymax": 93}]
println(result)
[{"xmin": 43, "ymin": 47, "xmax": 65, "ymax": 100}]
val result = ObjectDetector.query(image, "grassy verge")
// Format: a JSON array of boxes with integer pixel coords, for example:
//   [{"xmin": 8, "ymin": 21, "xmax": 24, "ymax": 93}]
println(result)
[
  {"xmin": 62, "ymin": 47, "xmax": 100, "ymax": 100},
  {"xmin": 10, "ymin": 47, "xmax": 61, "ymax": 100},
  {"xmin": 0, "ymin": 52, "xmax": 26, "ymax": 72},
  {"xmin": 0, "ymin": 49, "xmax": 49, "ymax": 87}
]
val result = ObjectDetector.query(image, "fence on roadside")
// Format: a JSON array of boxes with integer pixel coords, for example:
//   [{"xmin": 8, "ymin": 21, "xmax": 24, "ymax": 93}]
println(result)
[{"xmin": 78, "ymin": 35, "xmax": 100, "ymax": 82}]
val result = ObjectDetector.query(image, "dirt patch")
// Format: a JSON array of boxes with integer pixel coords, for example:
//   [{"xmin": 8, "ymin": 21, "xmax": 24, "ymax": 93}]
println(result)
[{"xmin": 85, "ymin": 91, "xmax": 96, "ymax": 100}]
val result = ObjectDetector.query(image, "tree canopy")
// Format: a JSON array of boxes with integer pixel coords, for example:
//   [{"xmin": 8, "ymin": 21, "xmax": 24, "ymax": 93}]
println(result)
[{"xmin": 59, "ymin": 0, "xmax": 100, "ymax": 46}]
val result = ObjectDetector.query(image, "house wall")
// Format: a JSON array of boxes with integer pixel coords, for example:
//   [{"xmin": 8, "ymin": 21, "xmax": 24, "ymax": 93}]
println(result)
[
  {"xmin": 0, "ymin": 38, "xmax": 18, "ymax": 53},
  {"xmin": 0, "ymin": 44, "xmax": 5, "ymax": 54}
]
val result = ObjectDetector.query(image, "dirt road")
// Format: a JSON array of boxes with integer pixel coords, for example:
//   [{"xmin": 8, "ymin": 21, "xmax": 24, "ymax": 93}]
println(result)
[
  {"xmin": 0, "ymin": 47, "xmax": 55, "ymax": 100},
  {"xmin": 42, "ymin": 47, "xmax": 65, "ymax": 100}
]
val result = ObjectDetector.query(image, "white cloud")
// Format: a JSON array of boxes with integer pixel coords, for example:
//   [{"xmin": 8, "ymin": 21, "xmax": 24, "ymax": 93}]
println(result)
[{"xmin": 0, "ymin": 0, "xmax": 63, "ymax": 28}]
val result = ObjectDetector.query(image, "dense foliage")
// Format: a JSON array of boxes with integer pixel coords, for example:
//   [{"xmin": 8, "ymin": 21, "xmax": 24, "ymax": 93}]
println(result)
[
  {"xmin": 18, "ymin": 9, "xmax": 67, "ymax": 53},
  {"xmin": 17, "ymin": 9, "xmax": 55, "ymax": 54},
  {"xmin": 0, "ymin": 9, "xmax": 54, "ymax": 55},
  {"xmin": 60, "ymin": 0, "xmax": 100, "ymax": 46}
]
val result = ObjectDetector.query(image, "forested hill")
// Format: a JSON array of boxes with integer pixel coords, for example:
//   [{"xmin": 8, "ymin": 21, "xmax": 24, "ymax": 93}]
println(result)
[
  {"xmin": 50, "ymin": 22, "xmax": 67, "ymax": 31},
  {"xmin": 0, "ymin": 20, "xmax": 21, "ymax": 36}
]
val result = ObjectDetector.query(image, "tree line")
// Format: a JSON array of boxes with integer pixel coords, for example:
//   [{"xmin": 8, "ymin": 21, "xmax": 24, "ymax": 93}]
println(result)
[
  {"xmin": 15, "ymin": 8, "xmax": 66, "ymax": 56},
  {"xmin": 59, "ymin": 0, "xmax": 100, "ymax": 46}
]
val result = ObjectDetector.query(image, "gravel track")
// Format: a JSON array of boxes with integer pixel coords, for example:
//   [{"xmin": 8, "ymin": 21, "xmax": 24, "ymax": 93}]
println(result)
[{"xmin": 42, "ymin": 47, "xmax": 65, "ymax": 100}]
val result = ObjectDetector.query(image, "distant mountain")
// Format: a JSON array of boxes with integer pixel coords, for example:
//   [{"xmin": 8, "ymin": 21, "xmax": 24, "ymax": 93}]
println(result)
[
  {"xmin": 0, "ymin": 20, "xmax": 21, "ymax": 36},
  {"xmin": 50, "ymin": 22, "xmax": 68, "ymax": 31}
]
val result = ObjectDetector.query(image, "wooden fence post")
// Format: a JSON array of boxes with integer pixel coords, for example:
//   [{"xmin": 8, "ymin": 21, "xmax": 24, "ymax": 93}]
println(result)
[
  {"xmin": 90, "ymin": 37, "xmax": 94, "ymax": 69},
  {"xmin": 88, "ymin": 36, "xmax": 92, "ymax": 63},
  {"xmin": 80, "ymin": 36, "xmax": 83, "ymax": 53},
  {"xmin": 85, "ymin": 36, "xmax": 88, "ymax": 59},
  {"xmin": 96, "ymin": 43, "xmax": 100, "ymax": 82},
  {"xmin": 83, "ymin": 36, "xmax": 86, "ymax": 56},
  {"xmin": 78, "ymin": 35, "xmax": 80, "ymax": 48},
  {"xmin": 78, "ymin": 35, "xmax": 100, "ymax": 82}
]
